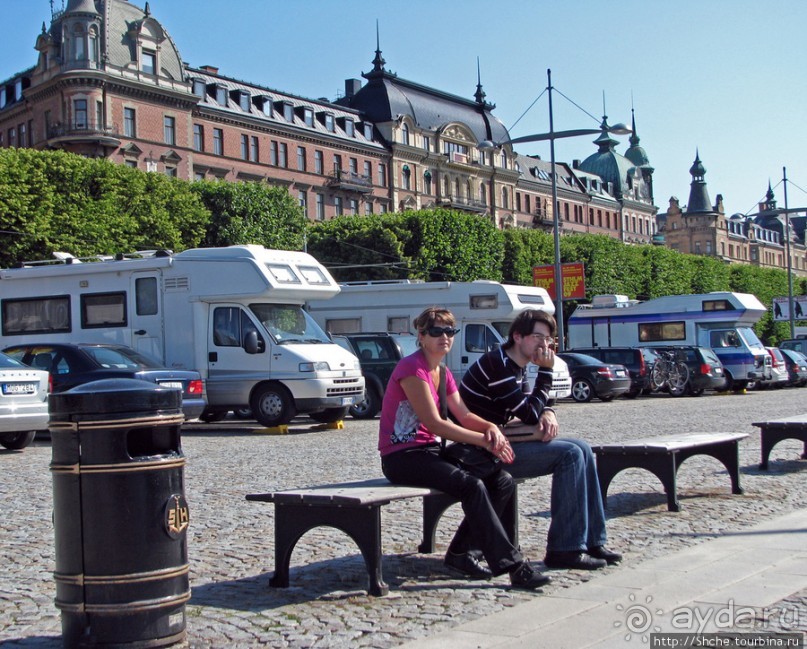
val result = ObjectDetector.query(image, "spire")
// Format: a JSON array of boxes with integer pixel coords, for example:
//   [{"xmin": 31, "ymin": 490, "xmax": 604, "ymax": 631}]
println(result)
[
  {"xmin": 629, "ymin": 107, "xmax": 640, "ymax": 147},
  {"xmin": 686, "ymin": 150, "xmax": 713, "ymax": 214},
  {"xmin": 371, "ymin": 20, "xmax": 385, "ymax": 74},
  {"xmin": 144, "ymin": 1, "xmax": 151, "ymax": 17},
  {"xmin": 766, "ymin": 181, "xmax": 775, "ymax": 203},
  {"xmin": 474, "ymin": 57, "xmax": 486, "ymax": 104},
  {"xmin": 593, "ymin": 115, "xmax": 619, "ymax": 152}
]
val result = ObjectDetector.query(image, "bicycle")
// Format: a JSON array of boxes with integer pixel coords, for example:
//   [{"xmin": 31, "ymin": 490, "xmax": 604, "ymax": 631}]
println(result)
[{"xmin": 650, "ymin": 348, "xmax": 690, "ymax": 396}]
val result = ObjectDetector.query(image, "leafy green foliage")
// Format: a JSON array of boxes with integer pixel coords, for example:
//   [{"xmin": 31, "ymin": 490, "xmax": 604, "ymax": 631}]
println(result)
[{"xmin": 192, "ymin": 180, "xmax": 307, "ymax": 250}]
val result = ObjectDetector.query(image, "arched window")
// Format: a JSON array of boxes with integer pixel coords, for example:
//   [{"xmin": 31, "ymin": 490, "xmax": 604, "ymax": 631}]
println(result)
[
  {"xmin": 480, "ymin": 183, "xmax": 487, "ymax": 204},
  {"xmin": 423, "ymin": 170, "xmax": 432, "ymax": 195},
  {"xmin": 73, "ymin": 25, "xmax": 86, "ymax": 61},
  {"xmin": 501, "ymin": 187, "xmax": 508, "ymax": 209},
  {"xmin": 454, "ymin": 178, "xmax": 461, "ymax": 198},
  {"xmin": 88, "ymin": 26, "xmax": 98, "ymax": 64},
  {"xmin": 401, "ymin": 123, "xmax": 410, "ymax": 145},
  {"xmin": 402, "ymin": 165, "xmax": 411, "ymax": 190}
]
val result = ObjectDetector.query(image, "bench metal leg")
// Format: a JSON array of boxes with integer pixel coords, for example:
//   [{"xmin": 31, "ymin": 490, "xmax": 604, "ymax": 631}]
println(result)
[
  {"xmin": 759, "ymin": 426, "xmax": 807, "ymax": 470},
  {"xmin": 676, "ymin": 440, "xmax": 744, "ymax": 495},
  {"xmin": 270, "ymin": 503, "xmax": 389, "ymax": 596},
  {"xmin": 596, "ymin": 452, "xmax": 681, "ymax": 512}
]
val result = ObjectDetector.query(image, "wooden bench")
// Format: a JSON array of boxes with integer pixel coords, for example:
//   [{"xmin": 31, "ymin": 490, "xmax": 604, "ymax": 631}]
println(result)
[
  {"xmin": 753, "ymin": 415, "xmax": 807, "ymax": 470},
  {"xmin": 591, "ymin": 432, "xmax": 748, "ymax": 512},
  {"xmin": 246, "ymin": 477, "xmax": 521, "ymax": 596}
]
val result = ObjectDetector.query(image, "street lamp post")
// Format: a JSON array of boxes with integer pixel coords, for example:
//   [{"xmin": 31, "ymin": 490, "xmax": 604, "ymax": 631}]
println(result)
[{"xmin": 501, "ymin": 69, "xmax": 631, "ymax": 351}]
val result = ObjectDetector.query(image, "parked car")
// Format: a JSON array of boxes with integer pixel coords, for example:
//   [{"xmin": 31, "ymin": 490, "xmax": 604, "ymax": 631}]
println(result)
[
  {"xmin": 0, "ymin": 351, "xmax": 50, "ymax": 450},
  {"xmin": 556, "ymin": 352, "xmax": 631, "ymax": 403},
  {"xmin": 567, "ymin": 346, "xmax": 657, "ymax": 398},
  {"xmin": 3, "ymin": 343, "xmax": 206, "ymax": 421},
  {"xmin": 750, "ymin": 347, "xmax": 790, "ymax": 390},
  {"xmin": 778, "ymin": 348, "xmax": 807, "ymax": 387},
  {"xmin": 332, "ymin": 333, "xmax": 418, "ymax": 419},
  {"xmin": 779, "ymin": 338, "xmax": 807, "ymax": 356},
  {"xmin": 649, "ymin": 345, "xmax": 727, "ymax": 395}
]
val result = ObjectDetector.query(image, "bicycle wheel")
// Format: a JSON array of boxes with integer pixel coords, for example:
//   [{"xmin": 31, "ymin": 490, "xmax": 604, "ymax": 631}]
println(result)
[
  {"xmin": 651, "ymin": 360, "xmax": 668, "ymax": 390},
  {"xmin": 668, "ymin": 362, "xmax": 690, "ymax": 396}
]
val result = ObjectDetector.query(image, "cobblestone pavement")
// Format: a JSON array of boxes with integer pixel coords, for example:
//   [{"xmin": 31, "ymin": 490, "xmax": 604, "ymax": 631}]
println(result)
[{"xmin": 2, "ymin": 387, "xmax": 807, "ymax": 647}]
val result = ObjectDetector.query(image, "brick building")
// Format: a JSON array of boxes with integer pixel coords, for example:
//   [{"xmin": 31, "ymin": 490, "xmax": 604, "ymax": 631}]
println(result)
[{"xmin": 1, "ymin": 0, "xmax": 658, "ymax": 240}]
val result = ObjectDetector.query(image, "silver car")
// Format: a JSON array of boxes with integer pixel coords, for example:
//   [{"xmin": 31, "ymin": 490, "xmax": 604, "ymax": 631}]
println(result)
[{"xmin": 0, "ymin": 351, "xmax": 50, "ymax": 449}]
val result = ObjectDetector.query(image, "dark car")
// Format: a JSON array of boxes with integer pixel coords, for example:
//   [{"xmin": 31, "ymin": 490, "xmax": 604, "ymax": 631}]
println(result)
[
  {"xmin": 567, "ymin": 347, "xmax": 657, "ymax": 398},
  {"xmin": 3, "ymin": 343, "xmax": 206, "ymax": 421},
  {"xmin": 649, "ymin": 345, "xmax": 726, "ymax": 395},
  {"xmin": 778, "ymin": 348, "xmax": 807, "ymax": 387},
  {"xmin": 332, "ymin": 333, "xmax": 418, "ymax": 418},
  {"xmin": 556, "ymin": 352, "xmax": 631, "ymax": 403}
]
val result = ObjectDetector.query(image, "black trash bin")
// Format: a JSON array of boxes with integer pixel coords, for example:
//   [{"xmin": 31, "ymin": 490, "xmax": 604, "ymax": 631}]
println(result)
[{"xmin": 49, "ymin": 379, "xmax": 190, "ymax": 648}]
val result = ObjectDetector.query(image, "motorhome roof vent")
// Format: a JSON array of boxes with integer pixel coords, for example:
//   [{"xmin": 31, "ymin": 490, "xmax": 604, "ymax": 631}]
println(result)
[{"xmin": 591, "ymin": 294, "xmax": 631, "ymax": 308}]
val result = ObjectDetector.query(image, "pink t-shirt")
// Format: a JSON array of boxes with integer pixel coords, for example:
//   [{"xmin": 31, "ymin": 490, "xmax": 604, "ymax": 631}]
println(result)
[{"xmin": 378, "ymin": 350, "xmax": 457, "ymax": 457}]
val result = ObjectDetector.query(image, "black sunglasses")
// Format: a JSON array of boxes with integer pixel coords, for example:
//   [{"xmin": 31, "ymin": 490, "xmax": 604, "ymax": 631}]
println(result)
[{"xmin": 425, "ymin": 326, "xmax": 459, "ymax": 338}]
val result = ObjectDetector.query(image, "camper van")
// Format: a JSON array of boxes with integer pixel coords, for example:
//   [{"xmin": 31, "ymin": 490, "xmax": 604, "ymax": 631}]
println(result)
[
  {"xmin": 306, "ymin": 280, "xmax": 572, "ymax": 400},
  {"xmin": 0, "ymin": 246, "xmax": 364, "ymax": 427},
  {"xmin": 567, "ymin": 292, "xmax": 771, "ymax": 391}
]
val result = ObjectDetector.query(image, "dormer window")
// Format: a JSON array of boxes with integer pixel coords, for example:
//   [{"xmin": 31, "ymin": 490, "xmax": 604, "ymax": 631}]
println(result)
[
  {"xmin": 142, "ymin": 50, "xmax": 156, "ymax": 75},
  {"xmin": 324, "ymin": 113, "xmax": 335, "ymax": 132},
  {"xmin": 215, "ymin": 86, "xmax": 227, "ymax": 106},
  {"xmin": 343, "ymin": 117, "xmax": 355, "ymax": 137},
  {"xmin": 303, "ymin": 108, "xmax": 314, "ymax": 127},
  {"xmin": 254, "ymin": 96, "xmax": 273, "ymax": 117},
  {"xmin": 232, "ymin": 90, "xmax": 250, "ymax": 112},
  {"xmin": 362, "ymin": 122, "xmax": 373, "ymax": 140},
  {"xmin": 192, "ymin": 79, "xmax": 206, "ymax": 97},
  {"xmin": 276, "ymin": 102, "xmax": 293, "ymax": 121}
]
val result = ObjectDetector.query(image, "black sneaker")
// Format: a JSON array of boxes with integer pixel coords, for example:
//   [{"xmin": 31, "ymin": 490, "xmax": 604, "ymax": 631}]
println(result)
[
  {"xmin": 588, "ymin": 546, "xmax": 623, "ymax": 565},
  {"xmin": 509, "ymin": 562, "xmax": 551, "ymax": 590},
  {"xmin": 544, "ymin": 551, "xmax": 607, "ymax": 570},
  {"xmin": 444, "ymin": 551, "xmax": 493, "ymax": 580}
]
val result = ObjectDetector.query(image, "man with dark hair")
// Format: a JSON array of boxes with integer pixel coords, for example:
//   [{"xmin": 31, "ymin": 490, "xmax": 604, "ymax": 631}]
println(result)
[{"xmin": 459, "ymin": 309, "xmax": 621, "ymax": 571}]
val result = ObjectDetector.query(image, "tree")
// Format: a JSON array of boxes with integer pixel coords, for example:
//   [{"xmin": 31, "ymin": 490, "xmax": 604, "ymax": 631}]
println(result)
[{"xmin": 192, "ymin": 180, "xmax": 307, "ymax": 250}]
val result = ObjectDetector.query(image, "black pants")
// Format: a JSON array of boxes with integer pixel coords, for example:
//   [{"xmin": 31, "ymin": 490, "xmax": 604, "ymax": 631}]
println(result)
[{"xmin": 381, "ymin": 443, "xmax": 521, "ymax": 576}]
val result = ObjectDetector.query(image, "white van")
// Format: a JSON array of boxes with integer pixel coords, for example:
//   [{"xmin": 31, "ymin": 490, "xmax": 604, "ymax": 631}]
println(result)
[
  {"xmin": 307, "ymin": 280, "xmax": 572, "ymax": 400},
  {"xmin": 0, "ymin": 246, "xmax": 364, "ymax": 426}
]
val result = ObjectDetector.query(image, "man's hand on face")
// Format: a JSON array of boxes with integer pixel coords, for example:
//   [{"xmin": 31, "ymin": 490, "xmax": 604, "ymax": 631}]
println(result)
[{"xmin": 533, "ymin": 346, "xmax": 555, "ymax": 369}]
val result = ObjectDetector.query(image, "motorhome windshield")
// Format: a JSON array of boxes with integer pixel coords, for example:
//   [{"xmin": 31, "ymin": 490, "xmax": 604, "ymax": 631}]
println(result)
[
  {"xmin": 737, "ymin": 327, "xmax": 765, "ymax": 350},
  {"xmin": 250, "ymin": 304, "xmax": 331, "ymax": 344}
]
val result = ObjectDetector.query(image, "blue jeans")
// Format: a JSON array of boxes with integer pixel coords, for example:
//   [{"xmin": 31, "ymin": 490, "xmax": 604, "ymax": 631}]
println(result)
[{"xmin": 506, "ymin": 437, "xmax": 608, "ymax": 553}]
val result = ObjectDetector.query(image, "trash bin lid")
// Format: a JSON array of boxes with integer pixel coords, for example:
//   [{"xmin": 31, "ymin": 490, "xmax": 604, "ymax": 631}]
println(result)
[{"xmin": 49, "ymin": 378, "xmax": 182, "ymax": 419}]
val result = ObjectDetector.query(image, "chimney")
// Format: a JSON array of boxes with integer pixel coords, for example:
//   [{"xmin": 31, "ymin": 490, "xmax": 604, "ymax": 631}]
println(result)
[
  {"xmin": 344, "ymin": 78, "xmax": 362, "ymax": 98},
  {"xmin": 572, "ymin": 159, "xmax": 580, "ymax": 169},
  {"xmin": 199, "ymin": 65, "xmax": 219, "ymax": 75}
]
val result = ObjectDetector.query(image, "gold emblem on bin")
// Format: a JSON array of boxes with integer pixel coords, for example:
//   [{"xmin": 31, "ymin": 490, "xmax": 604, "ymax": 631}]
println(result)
[{"xmin": 164, "ymin": 494, "xmax": 189, "ymax": 538}]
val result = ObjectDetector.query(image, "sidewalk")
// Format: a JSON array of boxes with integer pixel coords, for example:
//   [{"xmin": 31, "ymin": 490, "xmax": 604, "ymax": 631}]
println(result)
[{"xmin": 399, "ymin": 508, "xmax": 807, "ymax": 648}]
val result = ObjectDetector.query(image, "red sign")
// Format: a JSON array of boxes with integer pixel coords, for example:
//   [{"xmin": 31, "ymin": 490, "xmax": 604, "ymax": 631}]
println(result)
[{"xmin": 532, "ymin": 263, "xmax": 586, "ymax": 301}]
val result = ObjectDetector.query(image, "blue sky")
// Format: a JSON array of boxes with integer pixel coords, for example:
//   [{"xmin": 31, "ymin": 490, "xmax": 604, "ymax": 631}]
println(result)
[{"xmin": 3, "ymin": 0, "xmax": 806, "ymax": 216}]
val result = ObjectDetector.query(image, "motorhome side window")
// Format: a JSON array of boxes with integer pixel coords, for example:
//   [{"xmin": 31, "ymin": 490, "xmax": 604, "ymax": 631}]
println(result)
[
  {"xmin": 637, "ymin": 322, "xmax": 685, "ymax": 342},
  {"xmin": 711, "ymin": 331, "xmax": 740, "ymax": 348},
  {"xmin": 135, "ymin": 277, "xmax": 159, "ymax": 315},
  {"xmin": 81, "ymin": 292, "xmax": 126, "ymax": 328},
  {"xmin": 213, "ymin": 307, "xmax": 242, "ymax": 346},
  {"xmin": 703, "ymin": 300, "xmax": 731, "ymax": 311},
  {"xmin": 465, "ymin": 324, "xmax": 499, "ymax": 353},
  {"xmin": 1, "ymin": 296, "xmax": 71, "ymax": 335}
]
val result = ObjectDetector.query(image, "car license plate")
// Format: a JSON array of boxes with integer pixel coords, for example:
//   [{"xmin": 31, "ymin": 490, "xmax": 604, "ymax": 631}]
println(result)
[
  {"xmin": 714, "ymin": 368, "xmax": 723, "ymax": 375},
  {"xmin": 615, "ymin": 370, "xmax": 626, "ymax": 377},
  {"xmin": 341, "ymin": 396, "xmax": 355, "ymax": 405},
  {"xmin": 159, "ymin": 381, "xmax": 183, "ymax": 390},
  {"xmin": 2, "ymin": 382, "xmax": 36, "ymax": 395}
]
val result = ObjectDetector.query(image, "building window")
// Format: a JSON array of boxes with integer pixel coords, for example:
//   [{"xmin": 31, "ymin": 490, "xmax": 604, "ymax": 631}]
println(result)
[
  {"xmin": 142, "ymin": 50, "xmax": 156, "ymax": 75},
  {"xmin": 279, "ymin": 143, "xmax": 288, "ymax": 168},
  {"xmin": 333, "ymin": 154, "xmax": 342, "ymax": 173},
  {"xmin": 314, "ymin": 150, "xmax": 324, "ymax": 174},
  {"xmin": 298, "ymin": 190, "xmax": 307, "ymax": 215},
  {"xmin": 325, "ymin": 114, "xmax": 335, "ymax": 132},
  {"xmin": 423, "ymin": 135, "xmax": 431, "ymax": 151},
  {"xmin": 424, "ymin": 171, "xmax": 432, "ymax": 194},
  {"xmin": 88, "ymin": 27, "xmax": 98, "ymax": 64},
  {"xmin": 96, "ymin": 101, "xmax": 103, "ymax": 129},
  {"xmin": 124, "ymin": 108, "xmax": 136, "ymax": 138},
  {"xmin": 378, "ymin": 163, "xmax": 386, "ymax": 187},
  {"xmin": 303, "ymin": 108, "xmax": 314, "ymax": 127},
  {"xmin": 215, "ymin": 87, "xmax": 227, "ymax": 106},
  {"xmin": 363, "ymin": 160, "xmax": 372, "ymax": 180},
  {"xmin": 74, "ymin": 99, "xmax": 87, "ymax": 128},
  {"xmin": 335, "ymin": 197, "xmax": 343, "ymax": 216},
  {"xmin": 363, "ymin": 122, "xmax": 373, "ymax": 140},
  {"xmin": 349, "ymin": 158, "xmax": 358, "ymax": 174},
  {"xmin": 241, "ymin": 134, "xmax": 249, "ymax": 160},
  {"xmin": 192, "ymin": 79, "xmax": 206, "ymax": 97},
  {"xmin": 283, "ymin": 103, "xmax": 293, "ymax": 121},
  {"xmin": 349, "ymin": 199, "xmax": 358, "ymax": 215},
  {"xmin": 401, "ymin": 123, "xmax": 410, "ymax": 145},
  {"xmin": 163, "ymin": 116, "xmax": 176, "ymax": 145},
  {"xmin": 315, "ymin": 194, "xmax": 325, "ymax": 220},
  {"xmin": 297, "ymin": 146, "xmax": 306, "ymax": 171},
  {"xmin": 270, "ymin": 141, "xmax": 278, "ymax": 166},
  {"xmin": 18, "ymin": 123, "xmax": 27, "ymax": 147},
  {"xmin": 501, "ymin": 187, "xmax": 508, "ymax": 209},
  {"xmin": 250, "ymin": 136, "xmax": 259, "ymax": 162},
  {"xmin": 8, "ymin": 127, "xmax": 16, "ymax": 147},
  {"xmin": 125, "ymin": 159, "xmax": 138, "ymax": 169},
  {"xmin": 73, "ymin": 25, "xmax": 86, "ymax": 61},
  {"xmin": 213, "ymin": 128, "xmax": 223, "ymax": 155},
  {"xmin": 402, "ymin": 166, "xmax": 411, "ymax": 190},
  {"xmin": 193, "ymin": 124, "xmax": 203, "ymax": 152},
  {"xmin": 165, "ymin": 167, "xmax": 177, "ymax": 178},
  {"xmin": 344, "ymin": 118, "xmax": 354, "ymax": 136},
  {"xmin": 364, "ymin": 201, "xmax": 373, "ymax": 215},
  {"xmin": 238, "ymin": 92, "xmax": 250, "ymax": 112}
]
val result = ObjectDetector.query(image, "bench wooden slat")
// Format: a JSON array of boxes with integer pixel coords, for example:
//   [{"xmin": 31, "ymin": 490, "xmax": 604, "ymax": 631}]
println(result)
[
  {"xmin": 752, "ymin": 415, "xmax": 807, "ymax": 470},
  {"xmin": 247, "ymin": 478, "xmax": 440, "ymax": 507},
  {"xmin": 592, "ymin": 432, "xmax": 747, "ymax": 454}
]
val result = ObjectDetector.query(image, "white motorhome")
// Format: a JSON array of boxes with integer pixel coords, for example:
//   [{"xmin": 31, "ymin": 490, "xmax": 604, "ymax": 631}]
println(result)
[
  {"xmin": 306, "ymin": 280, "xmax": 572, "ymax": 400},
  {"xmin": 0, "ymin": 246, "xmax": 364, "ymax": 426},
  {"xmin": 567, "ymin": 292, "xmax": 771, "ymax": 390}
]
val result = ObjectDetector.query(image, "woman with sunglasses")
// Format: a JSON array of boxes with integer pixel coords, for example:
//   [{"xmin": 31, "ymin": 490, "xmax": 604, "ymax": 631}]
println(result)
[{"xmin": 378, "ymin": 306, "xmax": 550, "ymax": 590}]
